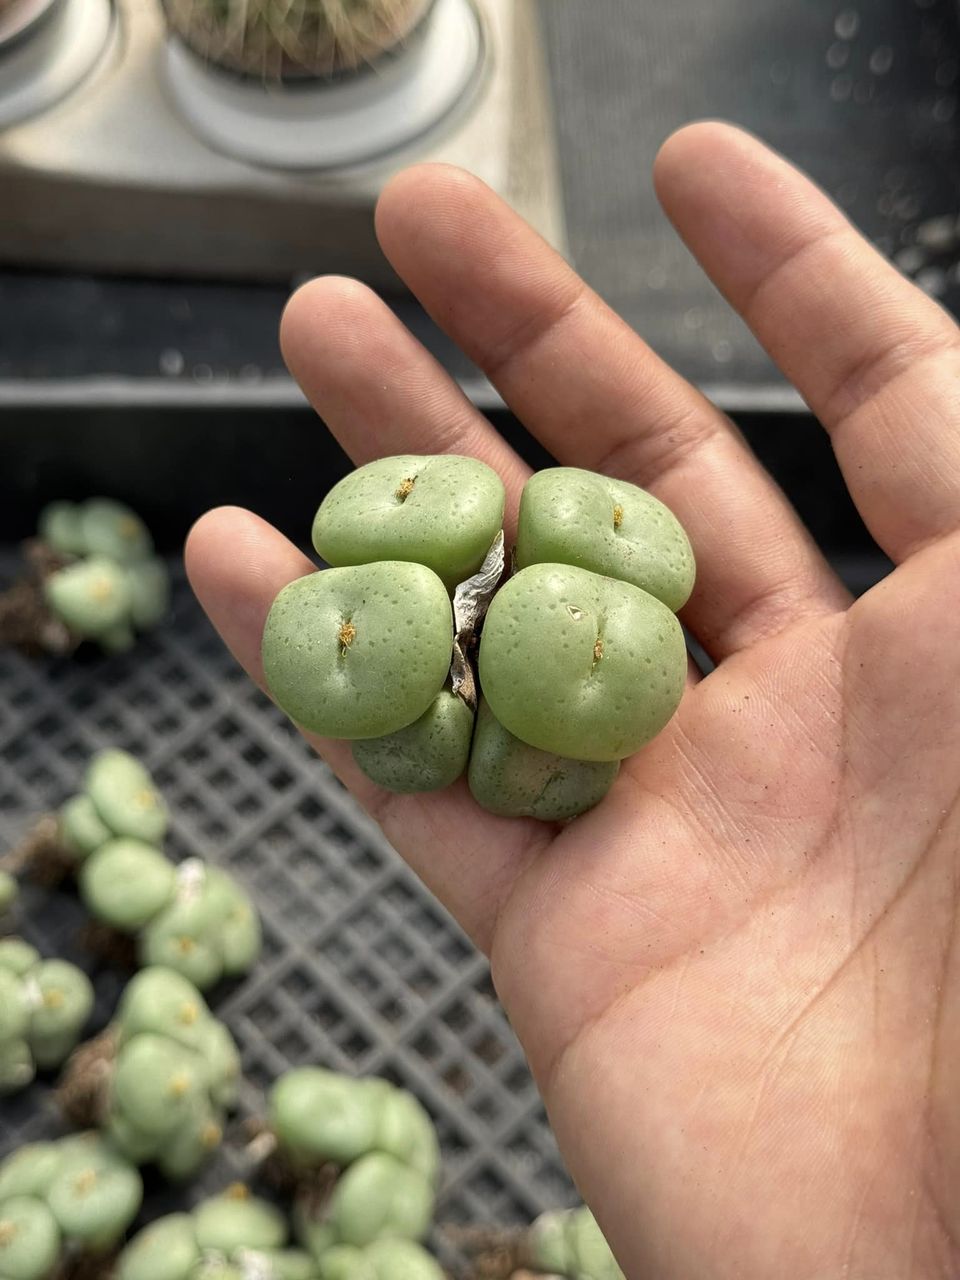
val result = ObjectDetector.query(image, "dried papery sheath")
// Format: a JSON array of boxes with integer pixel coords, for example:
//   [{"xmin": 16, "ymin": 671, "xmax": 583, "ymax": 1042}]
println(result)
[{"xmin": 451, "ymin": 530, "xmax": 505, "ymax": 712}]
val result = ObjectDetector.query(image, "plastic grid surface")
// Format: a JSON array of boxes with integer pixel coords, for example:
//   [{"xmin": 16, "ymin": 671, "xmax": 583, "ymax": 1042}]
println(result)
[{"xmin": 0, "ymin": 552, "xmax": 573, "ymax": 1268}]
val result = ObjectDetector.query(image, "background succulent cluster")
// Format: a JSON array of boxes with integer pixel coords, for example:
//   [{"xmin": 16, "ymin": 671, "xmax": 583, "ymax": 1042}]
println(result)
[
  {"xmin": 0, "ymin": 940, "xmax": 93, "ymax": 1096},
  {"xmin": 39, "ymin": 500, "xmax": 170, "ymax": 653},
  {"xmin": 88, "ymin": 968, "xmax": 241, "ymax": 1181},
  {"xmin": 57, "ymin": 750, "xmax": 261, "ymax": 990},
  {"xmin": 0, "ymin": 1134, "xmax": 143, "ymax": 1279}
]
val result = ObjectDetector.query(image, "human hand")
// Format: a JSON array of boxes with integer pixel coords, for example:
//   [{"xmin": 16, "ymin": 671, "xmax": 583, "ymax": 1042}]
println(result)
[{"xmin": 186, "ymin": 123, "xmax": 960, "ymax": 1280}]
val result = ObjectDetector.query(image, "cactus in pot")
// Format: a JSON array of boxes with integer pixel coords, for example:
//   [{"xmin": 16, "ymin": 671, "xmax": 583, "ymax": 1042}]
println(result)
[{"xmin": 161, "ymin": 0, "xmax": 434, "ymax": 79}]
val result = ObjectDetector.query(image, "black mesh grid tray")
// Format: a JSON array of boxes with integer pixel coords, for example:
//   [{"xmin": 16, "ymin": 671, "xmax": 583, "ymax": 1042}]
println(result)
[{"xmin": 0, "ymin": 552, "xmax": 574, "ymax": 1271}]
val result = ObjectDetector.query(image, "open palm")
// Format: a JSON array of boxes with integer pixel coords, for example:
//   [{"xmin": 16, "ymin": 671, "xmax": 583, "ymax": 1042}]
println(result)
[{"xmin": 187, "ymin": 124, "xmax": 960, "ymax": 1279}]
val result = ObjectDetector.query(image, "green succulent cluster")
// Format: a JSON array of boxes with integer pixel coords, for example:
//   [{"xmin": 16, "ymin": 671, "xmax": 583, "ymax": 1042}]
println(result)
[
  {"xmin": 269, "ymin": 1069, "xmax": 439, "ymax": 1259},
  {"xmin": 527, "ymin": 1206, "xmax": 624, "ymax": 1280},
  {"xmin": 57, "ymin": 749, "xmax": 261, "ymax": 990},
  {"xmin": 0, "ymin": 939, "xmax": 93, "ymax": 1096},
  {"xmin": 263, "ymin": 455, "xmax": 695, "ymax": 821},
  {"xmin": 100, "ymin": 968, "xmax": 241, "ymax": 1180},
  {"xmin": 0, "ymin": 1133, "xmax": 142, "ymax": 1280},
  {"xmin": 38, "ymin": 498, "xmax": 170, "ymax": 652},
  {"xmin": 118, "ymin": 1186, "xmax": 316, "ymax": 1280}
]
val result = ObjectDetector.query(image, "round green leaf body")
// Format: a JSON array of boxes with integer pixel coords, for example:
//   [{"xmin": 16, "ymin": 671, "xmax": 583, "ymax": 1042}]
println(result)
[
  {"xmin": 329, "ymin": 1155, "xmax": 434, "ymax": 1247},
  {"xmin": 0, "ymin": 941, "xmax": 38, "ymax": 978},
  {"xmin": 116, "ymin": 1213, "xmax": 200, "ymax": 1280},
  {"xmin": 270, "ymin": 1069, "xmax": 378, "ymax": 1168},
  {"xmin": 0, "ymin": 971, "xmax": 28, "ymax": 1042},
  {"xmin": 312, "ymin": 455, "xmax": 505, "ymax": 591},
  {"xmin": 138, "ymin": 893, "xmax": 226, "ymax": 993},
  {"xmin": 155, "ymin": 1097, "xmax": 225, "ymax": 1182},
  {"xmin": 262, "ymin": 564, "xmax": 453, "ymax": 740},
  {"xmin": 352, "ymin": 690, "xmax": 473, "ymax": 795},
  {"xmin": 214, "ymin": 882, "xmax": 262, "ymax": 978},
  {"xmin": 126, "ymin": 559, "xmax": 171, "ymax": 630},
  {"xmin": 0, "ymin": 1041, "xmax": 34, "ymax": 1096},
  {"xmin": 104, "ymin": 1112, "xmax": 160, "ymax": 1166},
  {"xmin": 27, "ymin": 961, "xmax": 94, "ymax": 1061},
  {"xmin": 43, "ymin": 557, "xmax": 132, "ymax": 638},
  {"xmin": 100, "ymin": 623, "xmax": 136, "ymax": 654},
  {"xmin": 46, "ymin": 1155, "xmax": 142, "ymax": 1248},
  {"xmin": 115, "ymin": 968, "xmax": 210, "ymax": 1053},
  {"xmin": 79, "ymin": 499, "xmax": 153, "ymax": 565},
  {"xmin": 0, "ymin": 1197, "xmax": 61, "ymax": 1280},
  {"xmin": 468, "ymin": 699, "xmax": 618, "ymax": 821},
  {"xmin": 38, "ymin": 501, "xmax": 86, "ymax": 557},
  {"xmin": 364, "ymin": 1240, "xmax": 444, "ymax": 1280},
  {"xmin": 112, "ymin": 1034, "xmax": 207, "ymax": 1138},
  {"xmin": 516, "ymin": 467, "xmax": 695, "ymax": 612},
  {"xmin": 198, "ymin": 1019, "xmax": 241, "ymax": 1110},
  {"xmin": 85, "ymin": 750, "xmax": 169, "ymax": 844},
  {"xmin": 478, "ymin": 564, "xmax": 686, "ymax": 762},
  {"xmin": 373, "ymin": 1091, "xmax": 439, "ymax": 1184},
  {"xmin": 193, "ymin": 1193, "xmax": 287, "ymax": 1254},
  {"xmin": 80, "ymin": 839, "xmax": 176, "ymax": 931},
  {"xmin": 58, "ymin": 794, "xmax": 112, "ymax": 860},
  {"xmin": 0, "ymin": 873, "xmax": 17, "ymax": 916},
  {"xmin": 0, "ymin": 1146, "xmax": 63, "ymax": 1203},
  {"xmin": 530, "ymin": 1207, "xmax": 623, "ymax": 1280},
  {"xmin": 315, "ymin": 1246, "xmax": 373, "ymax": 1280}
]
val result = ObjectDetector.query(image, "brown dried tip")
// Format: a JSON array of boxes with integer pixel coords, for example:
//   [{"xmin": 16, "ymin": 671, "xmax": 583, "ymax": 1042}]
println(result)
[
  {"xmin": 593, "ymin": 637, "xmax": 604, "ymax": 664},
  {"xmin": 395, "ymin": 476, "xmax": 416, "ymax": 502},
  {"xmin": 57, "ymin": 1030, "xmax": 117, "ymax": 1129},
  {"xmin": 2, "ymin": 815, "xmax": 73, "ymax": 887},
  {"xmin": 338, "ymin": 620, "xmax": 357, "ymax": 655},
  {"xmin": 0, "ymin": 540, "xmax": 76, "ymax": 657},
  {"xmin": 442, "ymin": 1226, "xmax": 528, "ymax": 1280},
  {"xmin": 613, "ymin": 504, "xmax": 623, "ymax": 530},
  {"xmin": 79, "ymin": 921, "xmax": 138, "ymax": 971},
  {"xmin": 52, "ymin": 1252, "xmax": 120, "ymax": 1280}
]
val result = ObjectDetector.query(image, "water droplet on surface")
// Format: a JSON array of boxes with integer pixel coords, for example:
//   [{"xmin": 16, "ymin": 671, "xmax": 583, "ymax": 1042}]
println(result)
[
  {"xmin": 869, "ymin": 46, "xmax": 894, "ymax": 75},
  {"xmin": 646, "ymin": 265, "xmax": 667, "ymax": 290},
  {"xmin": 933, "ymin": 95, "xmax": 956, "ymax": 122},
  {"xmin": 826, "ymin": 42, "xmax": 849, "ymax": 69},
  {"xmin": 193, "ymin": 363, "xmax": 214, "ymax": 383},
  {"xmin": 834, "ymin": 9, "xmax": 860, "ymax": 40},
  {"xmin": 683, "ymin": 307, "xmax": 705, "ymax": 331},
  {"xmin": 830, "ymin": 74, "xmax": 853, "ymax": 101},
  {"xmin": 711, "ymin": 339, "xmax": 734, "ymax": 364},
  {"xmin": 895, "ymin": 194, "xmax": 922, "ymax": 221},
  {"xmin": 159, "ymin": 348, "xmax": 184, "ymax": 376}
]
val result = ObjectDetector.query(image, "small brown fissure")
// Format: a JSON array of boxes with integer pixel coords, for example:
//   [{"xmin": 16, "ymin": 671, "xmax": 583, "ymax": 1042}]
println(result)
[
  {"xmin": 613, "ymin": 503, "xmax": 624, "ymax": 530},
  {"xmin": 394, "ymin": 475, "xmax": 417, "ymax": 503},
  {"xmin": 593, "ymin": 636, "xmax": 604, "ymax": 666},
  {"xmin": 337, "ymin": 620, "xmax": 357, "ymax": 656}
]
